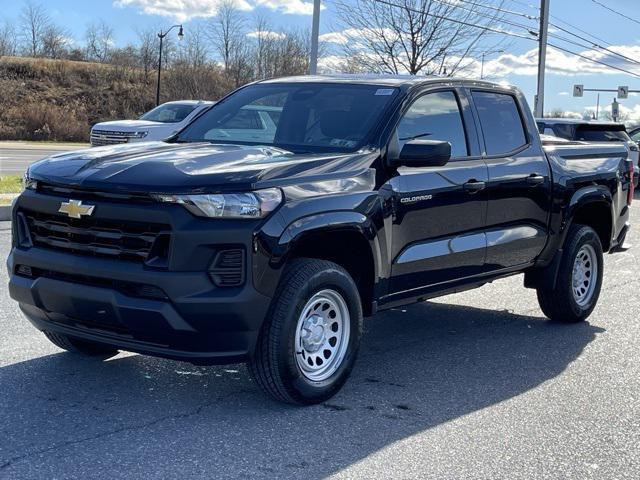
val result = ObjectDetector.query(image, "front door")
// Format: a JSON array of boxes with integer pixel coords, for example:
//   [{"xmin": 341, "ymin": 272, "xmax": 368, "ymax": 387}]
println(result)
[{"xmin": 386, "ymin": 89, "xmax": 489, "ymax": 300}]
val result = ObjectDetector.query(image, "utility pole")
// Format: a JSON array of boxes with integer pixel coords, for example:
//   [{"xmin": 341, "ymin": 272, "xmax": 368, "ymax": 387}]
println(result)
[
  {"xmin": 534, "ymin": 0, "xmax": 550, "ymax": 118},
  {"xmin": 309, "ymin": 0, "xmax": 321, "ymax": 75}
]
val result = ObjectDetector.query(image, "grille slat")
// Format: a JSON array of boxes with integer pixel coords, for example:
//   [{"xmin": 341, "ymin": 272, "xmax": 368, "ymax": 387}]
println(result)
[
  {"xmin": 90, "ymin": 130, "xmax": 139, "ymax": 146},
  {"xmin": 23, "ymin": 210, "xmax": 170, "ymax": 264}
]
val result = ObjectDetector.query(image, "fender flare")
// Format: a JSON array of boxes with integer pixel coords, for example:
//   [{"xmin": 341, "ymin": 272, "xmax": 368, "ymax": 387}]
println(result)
[
  {"xmin": 562, "ymin": 185, "xmax": 614, "ymax": 249},
  {"xmin": 277, "ymin": 210, "xmax": 384, "ymax": 283}
]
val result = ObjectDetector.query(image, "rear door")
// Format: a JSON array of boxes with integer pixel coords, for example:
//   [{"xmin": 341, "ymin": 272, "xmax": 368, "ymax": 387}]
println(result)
[
  {"xmin": 387, "ymin": 88, "xmax": 489, "ymax": 298},
  {"xmin": 470, "ymin": 89, "xmax": 552, "ymax": 270}
]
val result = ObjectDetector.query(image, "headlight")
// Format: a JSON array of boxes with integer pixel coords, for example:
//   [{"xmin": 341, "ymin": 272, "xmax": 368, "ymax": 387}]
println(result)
[
  {"xmin": 23, "ymin": 171, "xmax": 37, "ymax": 190},
  {"xmin": 154, "ymin": 188, "xmax": 282, "ymax": 219},
  {"xmin": 131, "ymin": 131, "xmax": 149, "ymax": 139}
]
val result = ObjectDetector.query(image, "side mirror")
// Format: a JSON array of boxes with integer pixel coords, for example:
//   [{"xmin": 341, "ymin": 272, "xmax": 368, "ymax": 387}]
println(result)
[{"xmin": 395, "ymin": 140, "xmax": 451, "ymax": 168}]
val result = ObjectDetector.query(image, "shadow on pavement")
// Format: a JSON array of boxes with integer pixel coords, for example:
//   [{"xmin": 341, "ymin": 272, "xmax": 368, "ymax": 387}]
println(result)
[{"xmin": 1, "ymin": 301, "xmax": 602, "ymax": 478}]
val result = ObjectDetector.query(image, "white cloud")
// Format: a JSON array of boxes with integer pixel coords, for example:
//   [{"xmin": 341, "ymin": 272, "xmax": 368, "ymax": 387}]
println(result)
[
  {"xmin": 254, "ymin": 0, "xmax": 322, "ymax": 15},
  {"xmin": 246, "ymin": 30, "xmax": 286, "ymax": 40},
  {"xmin": 114, "ymin": 0, "xmax": 319, "ymax": 21},
  {"xmin": 480, "ymin": 45, "xmax": 640, "ymax": 78},
  {"xmin": 558, "ymin": 91, "xmax": 569, "ymax": 96},
  {"xmin": 114, "ymin": 0, "xmax": 251, "ymax": 21}
]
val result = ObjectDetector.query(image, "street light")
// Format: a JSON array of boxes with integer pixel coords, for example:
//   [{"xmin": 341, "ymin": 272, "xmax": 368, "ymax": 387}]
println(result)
[
  {"xmin": 156, "ymin": 24, "xmax": 184, "ymax": 106},
  {"xmin": 480, "ymin": 49, "xmax": 504, "ymax": 80}
]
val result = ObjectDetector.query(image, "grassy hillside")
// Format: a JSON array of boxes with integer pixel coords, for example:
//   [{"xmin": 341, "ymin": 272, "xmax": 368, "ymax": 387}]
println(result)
[{"xmin": 0, "ymin": 56, "xmax": 229, "ymax": 142}]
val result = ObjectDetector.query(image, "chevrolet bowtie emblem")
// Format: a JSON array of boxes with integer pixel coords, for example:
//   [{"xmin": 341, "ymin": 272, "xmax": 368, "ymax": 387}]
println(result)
[{"xmin": 58, "ymin": 199, "xmax": 95, "ymax": 219}]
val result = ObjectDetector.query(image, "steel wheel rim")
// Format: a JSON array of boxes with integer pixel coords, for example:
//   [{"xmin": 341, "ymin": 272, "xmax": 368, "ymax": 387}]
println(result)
[
  {"xmin": 572, "ymin": 244, "xmax": 598, "ymax": 307},
  {"xmin": 294, "ymin": 289, "xmax": 351, "ymax": 382}
]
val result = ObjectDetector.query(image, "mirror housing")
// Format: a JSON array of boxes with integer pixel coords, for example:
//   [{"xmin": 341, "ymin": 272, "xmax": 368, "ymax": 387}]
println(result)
[{"xmin": 394, "ymin": 140, "xmax": 451, "ymax": 168}]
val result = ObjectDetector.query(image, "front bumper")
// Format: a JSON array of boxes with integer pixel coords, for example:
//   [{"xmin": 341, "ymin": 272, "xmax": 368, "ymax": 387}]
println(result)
[{"xmin": 8, "ymin": 247, "xmax": 272, "ymax": 364}]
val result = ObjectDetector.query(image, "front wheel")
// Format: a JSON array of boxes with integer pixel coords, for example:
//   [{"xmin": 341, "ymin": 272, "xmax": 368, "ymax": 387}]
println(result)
[
  {"xmin": 248, "ymin": 258, "xmax": 363, "ymax": 405},
  {"xmin": 537, "ymin": 225, "xmax": 604, "ymax": 322}
]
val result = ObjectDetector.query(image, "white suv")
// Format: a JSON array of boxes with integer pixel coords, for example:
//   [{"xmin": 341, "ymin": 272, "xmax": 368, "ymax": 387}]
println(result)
[{"xmin": 90, "ymin": 100, "xmax": 214, "ymax": 146}]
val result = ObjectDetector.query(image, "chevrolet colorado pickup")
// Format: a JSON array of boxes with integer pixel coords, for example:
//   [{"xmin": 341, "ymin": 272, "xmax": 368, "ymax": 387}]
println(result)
[{"xmin": 8, "ymin": 76, "xmax": 633, "ymax": 405}]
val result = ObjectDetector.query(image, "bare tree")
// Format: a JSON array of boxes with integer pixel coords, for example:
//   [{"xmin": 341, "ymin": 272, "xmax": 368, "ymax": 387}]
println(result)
[
  {"xmin": 0, "ymin": 22, "xmax": 18, "ymax": 57},
  {"xmin": 42, "ymin": 24, "xmax": 71, "ymax": 59},
  {"xmin": 85, "ymin": 20, "xmax": 114, "ymax": 63},
  {"xmin": 332, "ymin": 0, "xmax": 510, "ymax": 76},
  {"xmin": 207, "ymin": 0, "xmax": 252, "ymax": 87},
  {"xmin": 20, "ymin": 2, "xmax": 50, "ymax": 57},
  {"xmin": 136, "ymin": 29, "xmax": 158, "ymax": 80}
]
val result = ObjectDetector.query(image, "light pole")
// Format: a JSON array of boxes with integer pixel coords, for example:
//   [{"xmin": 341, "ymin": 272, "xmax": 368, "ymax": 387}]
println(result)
[
  {"xmin": 156, "ymin": 24, "xmax": 184, "ymax": 106},
  {"xmin": 480, "ymin": 49, "xmax": 504, "ymax": 80}
]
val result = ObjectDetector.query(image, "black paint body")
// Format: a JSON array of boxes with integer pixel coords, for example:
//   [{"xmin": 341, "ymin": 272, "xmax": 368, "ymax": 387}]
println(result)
[{"xmin": 7, "ymin": 76, "xmax": 633, "ymax": 364}]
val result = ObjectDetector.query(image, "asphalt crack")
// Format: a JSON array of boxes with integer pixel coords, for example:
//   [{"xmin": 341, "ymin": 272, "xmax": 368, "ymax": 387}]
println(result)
[{"xmin": 0, "ymin": 389, "xmax": 251, "ymax": 470}]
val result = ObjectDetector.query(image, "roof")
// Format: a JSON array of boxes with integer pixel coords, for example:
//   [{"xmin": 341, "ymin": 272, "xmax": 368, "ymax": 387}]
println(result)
[
  {"xmin": 537, "ymin": 117, "xmax": 622, "ymax": 126},
  {"xmin": 258, "ymin": 74, "xmax": 508, "ymax": 89}
]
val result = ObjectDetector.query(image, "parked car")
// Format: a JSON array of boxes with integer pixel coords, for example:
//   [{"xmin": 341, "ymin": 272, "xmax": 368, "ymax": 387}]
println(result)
[
  {"xmin": 10, "ymin": 76, "xmax": 633, "ymax": 404},
  {"xmin": 536, "ymin": 118, "xmax": 639, "ymax": 167},
  {"xmin": 628, "ymin": 125, "xmax": 640, "ymax": 144},
  {"xmin": 90, "ymin": 100, "xmax": 213, "ymax": 146}
]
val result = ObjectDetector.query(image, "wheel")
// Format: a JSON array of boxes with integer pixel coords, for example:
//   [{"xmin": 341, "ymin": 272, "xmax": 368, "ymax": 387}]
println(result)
[
  {"xmin": 248, "ymin": 258, "xmax": 363, "ymax": 405},
  {"xmin": 43, "ymin": 330, "xmax": 119, "ymax": 358},
  {"xmin": 537, "ymin": 225, "xmax": 604, "ymax": 322}
]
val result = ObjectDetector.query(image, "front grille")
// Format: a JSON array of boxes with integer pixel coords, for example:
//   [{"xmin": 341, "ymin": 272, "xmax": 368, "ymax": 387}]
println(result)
[
  {"xmin": 21, "ymin": 210, "xmax": 171, "ymax": 263},
  {"xmin": 15, "ymin": 265, "xmax": 169, "ymax": 301},
  {"xmin": 90, "ymin": 130, "xmax": 137, "ymax": 146}
]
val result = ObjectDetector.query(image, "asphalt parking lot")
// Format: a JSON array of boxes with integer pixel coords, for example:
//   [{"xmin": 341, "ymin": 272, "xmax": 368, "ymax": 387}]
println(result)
[
  {"xmin": 1, "ymin": 203, "xmax": 639, "ymax": 479},
  {"xmin": 0, "ymin": 142, "xmax": 87, "ymax": 176}
]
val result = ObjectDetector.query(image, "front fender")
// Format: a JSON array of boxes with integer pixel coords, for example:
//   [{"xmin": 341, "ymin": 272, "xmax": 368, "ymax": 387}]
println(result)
[{"xmin": 252, "ymin": 210, "xmax": 385, "ymax": 299}]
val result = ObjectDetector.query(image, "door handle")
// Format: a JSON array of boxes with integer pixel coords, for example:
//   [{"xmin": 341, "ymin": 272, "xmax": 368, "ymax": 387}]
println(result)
[
  {"xmin": 463, "ymin": 180, "xmax": 486, "ymax": 193},
  {"xmin": 526, "ymin": 174, "xmax": 545, "ymax": 186}
]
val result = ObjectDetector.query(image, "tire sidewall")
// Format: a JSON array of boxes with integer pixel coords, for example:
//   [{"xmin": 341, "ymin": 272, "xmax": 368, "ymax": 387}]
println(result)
[
  {"xmin": 276, "ymin": 265, "xmax": 362, "ymax": 403},
  {"xmin": 562, "ymin": 226, "xmax": 604, "ymax": 319}
]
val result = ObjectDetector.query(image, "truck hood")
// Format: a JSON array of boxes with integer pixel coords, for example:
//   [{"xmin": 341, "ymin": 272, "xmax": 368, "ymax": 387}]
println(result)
[
  {"xmin": 92, "ymin": 120, "xmax": 170, "ymax": 132},
  {"xmin": 27, "ymin": 141, "xmax": 379, "ymax": 193}
]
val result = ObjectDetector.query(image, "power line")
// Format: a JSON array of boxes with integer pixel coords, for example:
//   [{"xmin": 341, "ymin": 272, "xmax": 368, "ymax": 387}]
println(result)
[
  {"xmin": 432, "ymin": 0, "xmax": 640, "ymax": 69},
  {"xmin": 364, "ymin": 0, "xmax": 640, "ymax": 79},
  {"xmin": 367, "ymin": 0, "xmax": 538, "ymax": 41},
  {"xmin": 591, "ymin": 0, "xmax": 640, "ymax": 26},
  {"xmin": 548, "ymin": 24, "xmax": 640, "ymax": 68},
  {"xmin": 548, "ymin": 41, "xmax": 640, "ymax": 79}
]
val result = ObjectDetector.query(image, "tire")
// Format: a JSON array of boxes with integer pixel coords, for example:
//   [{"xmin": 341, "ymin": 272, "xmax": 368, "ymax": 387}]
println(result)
[
  {"xmin": 43, "ymin": 330, "xmax": 119, "ymax": 358},
  {"xmin": 248, "ymin": 258, "xmax": 363, "ymax": 405},
  {"xmin": 537, "ymin": 224, "xmax": 604, "ymax": 323}
]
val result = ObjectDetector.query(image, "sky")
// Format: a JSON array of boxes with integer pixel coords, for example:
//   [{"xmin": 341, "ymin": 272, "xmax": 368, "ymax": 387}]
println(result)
[{"xmin": 2, "ymin": 0, "xmax": 640, "ymax": 122}]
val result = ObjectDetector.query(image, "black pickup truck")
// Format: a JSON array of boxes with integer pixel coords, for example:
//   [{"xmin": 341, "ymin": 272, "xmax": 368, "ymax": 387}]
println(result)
[{"xmin": 8, "ymin": 76, "xmax": 633, "ymax": 404}]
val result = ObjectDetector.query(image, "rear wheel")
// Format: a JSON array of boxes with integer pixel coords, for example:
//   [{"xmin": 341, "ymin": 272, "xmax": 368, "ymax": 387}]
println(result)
[
  {"xmin": 248, "ymin": 258, "xmax": 363, "ymax": 405},
  {"xmin": 43, "ymin": 331, "xmax": 119, "ymax": 358},
  {"xmin": 537, "ymin": 225, "xmax": 603, "ymax": 322}
]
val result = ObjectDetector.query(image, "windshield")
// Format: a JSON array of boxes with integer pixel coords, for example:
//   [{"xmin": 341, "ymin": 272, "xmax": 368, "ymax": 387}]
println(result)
[
  {"xmin": 140, "ymin": 103, "xmax": 198, "ymax": 123},
  {"xmin": 575, "ymin": 125, "xmax": 631, "ymax": 142},
  {"xmin": 176, "ymin": 83, "xmax": 399, "ymax": 153}
]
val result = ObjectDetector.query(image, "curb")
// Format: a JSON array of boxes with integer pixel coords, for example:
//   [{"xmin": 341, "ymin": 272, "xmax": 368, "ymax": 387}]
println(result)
[{"xmin": 0, "ymin": 205, "xmax": 12, "ymax": 221}]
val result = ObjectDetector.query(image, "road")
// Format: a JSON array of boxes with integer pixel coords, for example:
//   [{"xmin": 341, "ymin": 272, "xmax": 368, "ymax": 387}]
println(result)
[
  {"xmin": 0, "ymin": 143, "xmax": 87, "ymax": 176},
  {"xmin": 1, "ymin": 204, "xmax": 639, "ymax": 479}
]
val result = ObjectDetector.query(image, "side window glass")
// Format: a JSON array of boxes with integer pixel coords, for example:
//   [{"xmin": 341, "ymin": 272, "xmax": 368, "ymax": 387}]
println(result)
[
  {"xmin": 397, "ymin": 91, "xmax": 468, "ymax": 158},
  {"xmin": 472, "ymin": 91, "xmax": 527, "ymax": 155}
]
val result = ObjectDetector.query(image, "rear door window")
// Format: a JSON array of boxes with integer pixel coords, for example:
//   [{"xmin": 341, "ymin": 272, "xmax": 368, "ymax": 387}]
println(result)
[{"xmin": 472, "ymin": 91, "xmax": 527, "ymax": 155}]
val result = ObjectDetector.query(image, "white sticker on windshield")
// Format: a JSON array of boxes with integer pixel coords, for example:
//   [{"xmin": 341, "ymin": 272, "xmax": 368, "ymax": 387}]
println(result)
[{"xmin": 375, "ymin": 89, "xmax": 394, "ymax": 96}]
